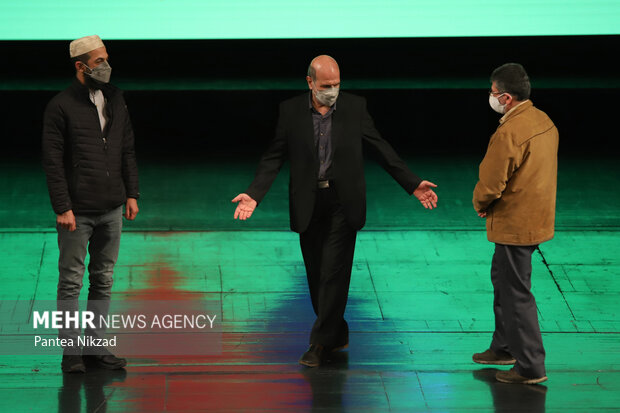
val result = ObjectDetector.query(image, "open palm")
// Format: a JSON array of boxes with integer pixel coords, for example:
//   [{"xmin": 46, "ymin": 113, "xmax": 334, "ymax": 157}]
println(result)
[
  {"xmin": 413, "ymin": 180, "xmax": 438, "ymax": 209},
  {"xmin": 232, "ymin": 193, "xmax": 257, "ymax": 220}
]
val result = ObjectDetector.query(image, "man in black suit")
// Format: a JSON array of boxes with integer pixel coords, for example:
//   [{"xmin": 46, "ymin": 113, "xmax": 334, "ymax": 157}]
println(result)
[{"xmin": 232, "ymin": 55, "xmax": 438, "ymax": 367}]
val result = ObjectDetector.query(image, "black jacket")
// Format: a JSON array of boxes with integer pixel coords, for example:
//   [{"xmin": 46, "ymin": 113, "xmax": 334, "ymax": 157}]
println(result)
[
  {"xmin": 246, "ymin": 92, "xmax": 421, "ymax": 233},
  {"xmin": 42, "ymin": 79, "xmax": 139, "ymax": 215}
]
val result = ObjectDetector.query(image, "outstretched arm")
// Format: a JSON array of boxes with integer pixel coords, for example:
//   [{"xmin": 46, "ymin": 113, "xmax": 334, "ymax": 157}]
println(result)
[
  {"xmin": 233, "ymin": 104, "xmax": 288, "ymax": 220},
  {"xmin": 361, "ymin": 98, "xmax": 438, "ymax": 208}
]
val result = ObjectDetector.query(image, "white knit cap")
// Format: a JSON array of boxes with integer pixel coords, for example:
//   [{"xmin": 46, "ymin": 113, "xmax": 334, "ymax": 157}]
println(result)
[{"xmin": 69, "ymin": 35, "xmax": 105, "ymax": 57}]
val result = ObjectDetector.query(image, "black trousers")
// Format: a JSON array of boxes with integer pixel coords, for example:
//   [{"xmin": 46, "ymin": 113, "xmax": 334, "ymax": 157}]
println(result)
[
  {"xmin": 299, "ymin": 185, "xmax": 357, "ymax": 348},
  {"xmin": 490, "ymin": 243, "xmax": 546, "ymax": 378}
]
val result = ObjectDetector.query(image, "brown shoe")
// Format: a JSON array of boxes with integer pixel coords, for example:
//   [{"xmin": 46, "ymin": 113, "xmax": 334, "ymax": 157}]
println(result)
[
  {"xmin": 496, "ymin": 368, "xmax": 548, "ymax": 384},
  {"xmin": 299, "ymin": 344, "xmax": 324, "ymax": 367},
  {"xmin": 473, "ymin": 349, "xmax": 516, "ymax": 365}
]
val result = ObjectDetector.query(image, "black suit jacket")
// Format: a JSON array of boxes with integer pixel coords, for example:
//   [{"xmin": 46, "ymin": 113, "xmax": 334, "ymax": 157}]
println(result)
[{"xmin": 246, "ymin": 92, "xmax": 421, "ymax": 233}]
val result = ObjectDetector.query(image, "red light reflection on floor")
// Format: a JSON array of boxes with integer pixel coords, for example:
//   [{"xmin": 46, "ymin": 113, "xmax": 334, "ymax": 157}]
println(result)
[{"xmin": 109, "ymin": 252, "xmax": 313, "ymax": 411}]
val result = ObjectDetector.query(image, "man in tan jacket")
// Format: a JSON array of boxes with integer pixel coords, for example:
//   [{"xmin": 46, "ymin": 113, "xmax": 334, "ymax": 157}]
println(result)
[{"xmin": 472, "ymin": 63, "xmax": 559, "ymax": 385}]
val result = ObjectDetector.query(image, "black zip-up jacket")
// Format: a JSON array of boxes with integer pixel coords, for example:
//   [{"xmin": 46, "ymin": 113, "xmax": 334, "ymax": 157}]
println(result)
[{"xmin": 42, "ymin": 79, "xmax": 139, "ymax": 215}]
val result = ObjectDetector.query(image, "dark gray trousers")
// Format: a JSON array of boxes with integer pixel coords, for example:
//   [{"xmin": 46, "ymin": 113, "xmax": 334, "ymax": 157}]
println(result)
[{"xmin": 490, "ymin": 243, "xmax": 546, "ymax": 378}]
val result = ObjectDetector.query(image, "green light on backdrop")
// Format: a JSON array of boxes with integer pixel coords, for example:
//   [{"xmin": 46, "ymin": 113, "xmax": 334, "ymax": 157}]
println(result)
[{"xmin": 1, "ymin": 0, "xmax": 619, "ymax": 40}]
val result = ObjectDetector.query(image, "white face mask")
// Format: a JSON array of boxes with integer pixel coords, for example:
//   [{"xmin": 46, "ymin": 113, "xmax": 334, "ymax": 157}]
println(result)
[
  {"xmin": 314, "ymin": 85, "xmax": 339, "ymax": 107},
  {"xmin": 489, "ymin": 93, "xmax": 507, "ymax": 114}
]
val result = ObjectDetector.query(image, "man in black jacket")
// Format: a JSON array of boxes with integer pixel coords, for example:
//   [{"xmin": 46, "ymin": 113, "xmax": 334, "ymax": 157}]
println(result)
[
  {"xmin": 232, "ymin": 55, "xmax": 438, "ymax": 367},
  {"xmin": 42, "ymin": 35, "xmax": 139, "ymax": 373}
]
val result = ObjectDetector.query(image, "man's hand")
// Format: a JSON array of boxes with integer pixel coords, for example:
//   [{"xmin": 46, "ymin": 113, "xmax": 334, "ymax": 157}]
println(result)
[
  {"xmin": 125, "ymin": 198, "xmax": 139, "ymax": 220},
  {"xmin": 477, "ymin": 211, "xmax": 487, "ymax": 218},
  {"xmin": 413, "ymin": 180, "xmax": 438, "ymax": 209},
  {"xmin": 232, "ymin": 193, "xmax": 257, "ymax": 220},
  {"xmin": 57, "ymin": 210, "xmax": 76, "ymax": 231}
]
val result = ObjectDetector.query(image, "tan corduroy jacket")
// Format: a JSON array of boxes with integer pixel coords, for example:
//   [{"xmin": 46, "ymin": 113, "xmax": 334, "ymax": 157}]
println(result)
[{"xmin": 473, "ymin": 100, "xmax": 559, "ymax": 246}]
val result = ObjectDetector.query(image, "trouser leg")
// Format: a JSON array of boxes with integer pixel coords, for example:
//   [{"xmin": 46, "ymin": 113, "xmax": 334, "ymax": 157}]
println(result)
[
  {"xmin": 300, "ymin": 221, "xmax": 323, "ymax": 318},
  {"xmin": 311, "ymin": 207, "xmax": 356, "ymax": 347},
  {"xmin": 490, "ymin": 249, "xmax": 510, "ymax": 355},
  {"xmin": 57, "ymin": 214, "xmax": 94, "ymax": 350},
  {"xmin": 300, "ymin": 188, "xmax": 356, "ymax": 348},
  {"xmin": 493, "ymin": 243, "xmax": 546, "ymax": 378},
  {"xmin": 84, "ymin": 207, "xmax": 122, "ymax": 352}
]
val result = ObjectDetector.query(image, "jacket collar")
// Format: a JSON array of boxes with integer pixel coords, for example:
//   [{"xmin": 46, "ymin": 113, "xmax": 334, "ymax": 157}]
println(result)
[
  {"xmin": 500, "ymin": 99, "xmax": 532, "ymax": 124},
  {"xmin": 69, "ymin": 77, "xmax": 119, "ymax": 102}
]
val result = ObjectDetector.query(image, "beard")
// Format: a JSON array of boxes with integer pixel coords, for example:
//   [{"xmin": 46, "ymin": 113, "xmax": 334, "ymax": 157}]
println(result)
[{"xmin": 84, "ymin": 74, "xmax": 106, "ymax": 90}]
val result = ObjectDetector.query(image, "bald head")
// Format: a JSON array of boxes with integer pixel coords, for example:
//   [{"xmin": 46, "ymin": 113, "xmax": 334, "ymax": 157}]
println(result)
[
  {"xmin": 307, "ymin": 55, "xmax": 339, "ymax": 80},
  {"xmin": 306, "ymin": 55, "xmax": 341, "ymax": 110}
]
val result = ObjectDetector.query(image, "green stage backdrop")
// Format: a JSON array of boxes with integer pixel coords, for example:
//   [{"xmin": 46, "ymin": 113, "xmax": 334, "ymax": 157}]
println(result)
[{"xmin": 1, "ymin": 0, "xmax": 619, "ymax": 40}]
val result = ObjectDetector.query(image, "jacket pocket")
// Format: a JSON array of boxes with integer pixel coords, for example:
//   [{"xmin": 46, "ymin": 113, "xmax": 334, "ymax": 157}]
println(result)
[{"xmin": 71, "ymin": 162, "xmax": 83, "ymax": 193}]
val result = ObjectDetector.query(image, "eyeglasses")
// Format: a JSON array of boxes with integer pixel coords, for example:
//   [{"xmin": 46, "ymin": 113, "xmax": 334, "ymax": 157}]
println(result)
[{"xmin": 488, "ymin": 90, "xmax": 506, "ymax": 97}]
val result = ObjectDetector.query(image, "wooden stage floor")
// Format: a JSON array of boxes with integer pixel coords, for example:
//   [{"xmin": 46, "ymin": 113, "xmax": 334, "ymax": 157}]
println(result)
[{"xmin": 0, "ymin": 157, "xmax": 618, "ymax": 412}]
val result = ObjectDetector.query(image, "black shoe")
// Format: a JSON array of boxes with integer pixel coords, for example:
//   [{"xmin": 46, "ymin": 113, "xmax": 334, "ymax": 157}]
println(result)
[
  {"xmin": 61, "ymin": 355, "xmax": 86, "ymax": 373},
  {"xmin": 329, "ymin": 342, "xmax": 349, "ymax": 352},
  {"xmin": 299, "ymin": 344, "xmax": 324, "ymax": 367},
  {"xmin": 83, "ymin": 353, "xmax": 127, "ymax": 370}
]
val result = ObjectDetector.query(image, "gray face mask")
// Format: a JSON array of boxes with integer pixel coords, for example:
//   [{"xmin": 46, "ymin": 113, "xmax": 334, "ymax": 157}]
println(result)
[
  {"xmin": 314, "ymin": 86, "xmax": 339, "ymax": 107},
  {"xmin": 83, "ymin": 60, "xmax": 112, "ymax": 84}
]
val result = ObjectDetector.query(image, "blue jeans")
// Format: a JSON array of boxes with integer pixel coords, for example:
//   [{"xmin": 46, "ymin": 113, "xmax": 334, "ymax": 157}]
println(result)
[{"xmin": 57, "ymin": 206, "xmax": 122, "ymax": 352}]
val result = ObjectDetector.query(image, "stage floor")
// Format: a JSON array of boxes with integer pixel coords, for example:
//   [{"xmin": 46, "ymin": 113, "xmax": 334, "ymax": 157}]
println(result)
[{"xmin": 0, "ymin": 157, "xmax": 619, "ymax": 412}]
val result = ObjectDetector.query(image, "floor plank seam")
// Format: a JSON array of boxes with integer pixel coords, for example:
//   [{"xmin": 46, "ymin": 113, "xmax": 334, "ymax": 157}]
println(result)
[
  {"xmin": 27, "ymin": 240, "xmax": 46, "ymax": 324},
  {"xmin": 537, "ymin": 246, "xmax": 577, "ymax": 320},
  {"xmin": 366, "ymin": 261, "xmax": 385, "ymax": 321},
  {"xmin": 414, "ymin": 371, "xmax": 429, "ymax": 411},
  {"xmin": 379, "ymin": 371, "xmax": 393, "ymax": 411}
]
